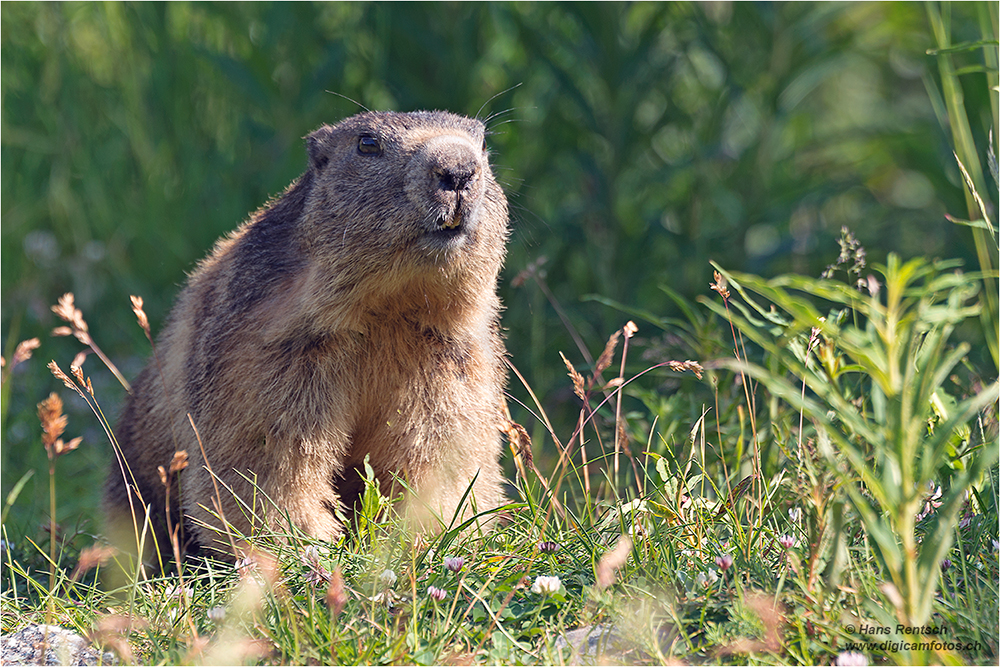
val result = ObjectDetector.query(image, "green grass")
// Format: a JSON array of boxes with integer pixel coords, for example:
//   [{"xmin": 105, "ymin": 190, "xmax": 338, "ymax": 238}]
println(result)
[{"xmin": 1, "ymin": 240, "xmax": 997, "ymax": 664}]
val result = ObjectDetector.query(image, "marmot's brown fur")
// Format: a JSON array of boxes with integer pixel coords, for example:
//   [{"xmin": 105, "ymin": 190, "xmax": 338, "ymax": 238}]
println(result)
[{"xmin": 104, "ymin": 110, "xmax": 509, "ymax": 560}]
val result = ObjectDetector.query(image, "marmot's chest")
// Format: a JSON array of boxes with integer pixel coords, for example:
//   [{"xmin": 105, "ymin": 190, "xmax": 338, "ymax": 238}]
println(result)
[{"xmin": 280, "ymin": 322, "xmax": 477, "ymax": 397}]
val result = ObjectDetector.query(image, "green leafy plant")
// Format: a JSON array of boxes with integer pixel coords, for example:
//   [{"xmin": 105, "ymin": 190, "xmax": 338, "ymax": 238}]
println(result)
[{"xmin": 703, "ymin": 255, "xmax": 998, "ymax": 635}]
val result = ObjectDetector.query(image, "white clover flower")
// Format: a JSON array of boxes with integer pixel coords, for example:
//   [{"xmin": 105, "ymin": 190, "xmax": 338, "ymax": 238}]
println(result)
[
  {"xmin": 235, "ymin": 556, "xmax": 258, "ymax": 579},
  {"xmin": 696, "ymin": 569, "xmax": 719, "ymax": 588},
  {"xmin": 778, "ymin": 534, "xmax": 796, "ymax": 549},
  {"xmin": 207, "ymin": 606, "xmax": 227, "ymax": 624},
  {"xmin": 530, "ymin": 575, "xmax": 562, "ymax": 595},
  {"xmin": 834, "ymin": 651, "xmax": 868, "ymax": 666},
  {"xmin": 164, "ymin": 583, "xmax": 194, "ymax": 599},
  {"xmin": 378, "ymin": 569, "xmax": 397, "ymax": 588}
]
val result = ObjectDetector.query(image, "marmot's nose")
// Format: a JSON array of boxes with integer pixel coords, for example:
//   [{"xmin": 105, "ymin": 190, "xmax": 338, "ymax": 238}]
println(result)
[{"xmin": 434, "ymin": 164, "xmax": 476, "ymax": 192}]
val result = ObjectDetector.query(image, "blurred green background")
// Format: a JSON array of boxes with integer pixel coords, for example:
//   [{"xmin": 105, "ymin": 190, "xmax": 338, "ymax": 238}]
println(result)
[{"xmin": 1, "ymin": 2, "xmax": 995, "ymax": 537}]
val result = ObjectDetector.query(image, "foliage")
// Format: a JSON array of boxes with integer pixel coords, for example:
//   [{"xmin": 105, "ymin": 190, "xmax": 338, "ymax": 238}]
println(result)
[
  {"xmin": 2, "ymin": 4, "xmax": 994, "ymax": 506},
  {"xmin": 1, "ymin": 2, "xmax": 998, "ymax": 666},
  {"xmin": 703, "ymin": 254, "xmax": 998, "ymax": 641}
]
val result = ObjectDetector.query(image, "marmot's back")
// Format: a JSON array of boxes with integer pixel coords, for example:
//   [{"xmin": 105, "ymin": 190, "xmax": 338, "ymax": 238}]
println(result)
[{"xmin": 104, "ymin": 110, "xmax": 510, "ymax": 563}]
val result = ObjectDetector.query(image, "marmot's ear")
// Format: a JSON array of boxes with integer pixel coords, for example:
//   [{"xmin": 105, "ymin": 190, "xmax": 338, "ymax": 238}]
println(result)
[{"xmin": 307, "ymin": 125, "xmax": 334, "ymax": 171}]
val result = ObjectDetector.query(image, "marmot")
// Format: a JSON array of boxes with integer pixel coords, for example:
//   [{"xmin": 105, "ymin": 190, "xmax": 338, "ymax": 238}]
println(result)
[{"xmin": 104, "ymin": 110, "xmax": 509, "ymax": 561}]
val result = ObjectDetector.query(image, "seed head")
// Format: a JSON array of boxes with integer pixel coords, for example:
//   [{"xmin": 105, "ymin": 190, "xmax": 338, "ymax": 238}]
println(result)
[
  {"xmin": 169, "ymin": 450, "xmax": 189, "ymax": 474},
  {"xmin": 3, "ymin": 338, "xmax": 41, "ymax": 378},
  {"xmin": 710, "ymin": 271, "xmax": 730, "ymax": 300},
  {"xmin": 51, "ymin": 292, "xmax": 90, "ymax": 343},
  {"xmin": 594, "ymin": 330, "xmax": 621, "ymax": 378},
  {"xmin": 667, "ymin": 360, "xmax": 704, "ymax": 379},
  {"xmin": 37, "ymin": 392, "xmax": 82, "ymax": 460},
  {"xmin": 130, "ymin": 295, "xmax": 150, "ymax": 336},
  {"xmin": 560, "ymin": 352, "xmax": 586, "ymax": 402}
]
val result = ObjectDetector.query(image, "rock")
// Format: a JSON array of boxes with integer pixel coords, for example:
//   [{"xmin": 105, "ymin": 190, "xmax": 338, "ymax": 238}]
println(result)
[
  {"xmin": 0, "ymin": 624, "xmax": 115, "ymax": 666},
  {"xmin": 554, "ymin": 624, "xmax": 625, "ymax": 663}
]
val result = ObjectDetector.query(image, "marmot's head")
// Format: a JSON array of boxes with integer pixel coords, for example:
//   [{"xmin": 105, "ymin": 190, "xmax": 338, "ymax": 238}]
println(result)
[{"xmin": 300, "ymin": 111, "xmax": 508, "ymax": 285}]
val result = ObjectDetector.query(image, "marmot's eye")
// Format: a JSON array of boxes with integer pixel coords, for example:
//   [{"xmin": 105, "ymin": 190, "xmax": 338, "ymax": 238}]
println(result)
[
  {"xmin": 482, "ymin": 137, "xmax": 488, "ymax": 152},
  {"xmin": 358, "ymin": 135, "xmax": 382, "ymax": 155}
]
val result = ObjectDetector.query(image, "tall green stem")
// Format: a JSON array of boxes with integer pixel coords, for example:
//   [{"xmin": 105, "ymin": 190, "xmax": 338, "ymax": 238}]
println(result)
[{"xmin": 47, "ymin": 459, "xmax": 56, "ymax": 624}]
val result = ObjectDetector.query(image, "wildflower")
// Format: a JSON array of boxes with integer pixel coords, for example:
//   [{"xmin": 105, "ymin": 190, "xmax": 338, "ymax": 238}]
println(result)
[
  {"xmin": 834, "ymin": 651, "xmax": 869, "ymax": 666},
  {"xmin": 822, "ymin": 226, "xmax": 866, "ymax": 283},
  {"xmin": 865, "ymin": 275, "xmax": 880, "ymax": 297},
  {"xmin": 530, "ymin": 575, "xmax": 562, "ymax": 595},
  {"xmin": 806, "ymin": 325, "xmax": 823, "ymax": 356},
  {"xmin": 916, "ymin": 483, "xmax": 943, "ymax": 521},
  {"xmin": 940, "ymin": 559, "xmax": 952, "ymax": 571},
  {"xmin": 235, "ymin": 556, "xmax": 258, "ymax": 579},
  {"xmin": 427, "ymin": 585, "xmax": 447, "ymax": 602},
  {"xmin": 696, "ymin": 570, "xmax": 718, "ymax": 588},
  {"xmin": 165, "ymin": 583, "xmax": 194, "ymax": 600},
  {"xmin": 596, "ymin": 535, "xmax": 632, "ymax": 589},
  {"xmin": 537, "ymin": 541, "xmax": 560, "ymax": 554},
  {"xmin": 326, "ymin": 566, "xmax": 347, "ymax": 618},
  {"xmin": 207, "ymin": 606, "xmax": 227, "ymax": 624},
  {"xmin": 627, "ymin": 521, "xmax": 649, "ymax": 540},
  {"xmin": 778, "ymin": 535, "xmax": 796, "ymax": 549},
  {"xmin": 715, "ymin": 554, "xmax": 733, "ymax": 572},
  {"xmin": 301, "ymin": 545, "xmax": 332, "ymax": 585},
  {"xmin": 443, "ymin": 555, "xmax": 464, "ymax": 573},
  {"xmin": 378, "ymin": 569, "xmax": 397, "ymax": 588},
  {"xmin": 70, "ymin": 544, "xmax": 116, "ymax": 582},
  {"xmin": 788, "ymin": 507, "xmax": 802, "ymax": 523},
  {"xmin": 992, "ymin": 539, "xmax": 999, "ymax": 552}
]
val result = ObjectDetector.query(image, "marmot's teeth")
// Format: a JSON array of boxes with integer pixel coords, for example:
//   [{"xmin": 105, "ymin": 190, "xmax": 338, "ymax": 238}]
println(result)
[{"xmin": 440, "ymin": 213, "xmax": 462, "ymax": 230}]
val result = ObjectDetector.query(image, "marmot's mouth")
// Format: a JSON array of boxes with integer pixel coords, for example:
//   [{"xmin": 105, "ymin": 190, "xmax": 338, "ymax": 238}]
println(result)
[
  {"xmin": 424, "ymin": 202, "xmax": 477, "ymax": 250},
  {"xmin": 421, "ymin": 214, "xmax": 469, "ymax": 255},
  {"xmin": 435, "ymin": 212, "xmax": 464, "ymax": 233},
  {"xmin": 438, "ymin": 210, "xmax": 463, "ymax": 230}
]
